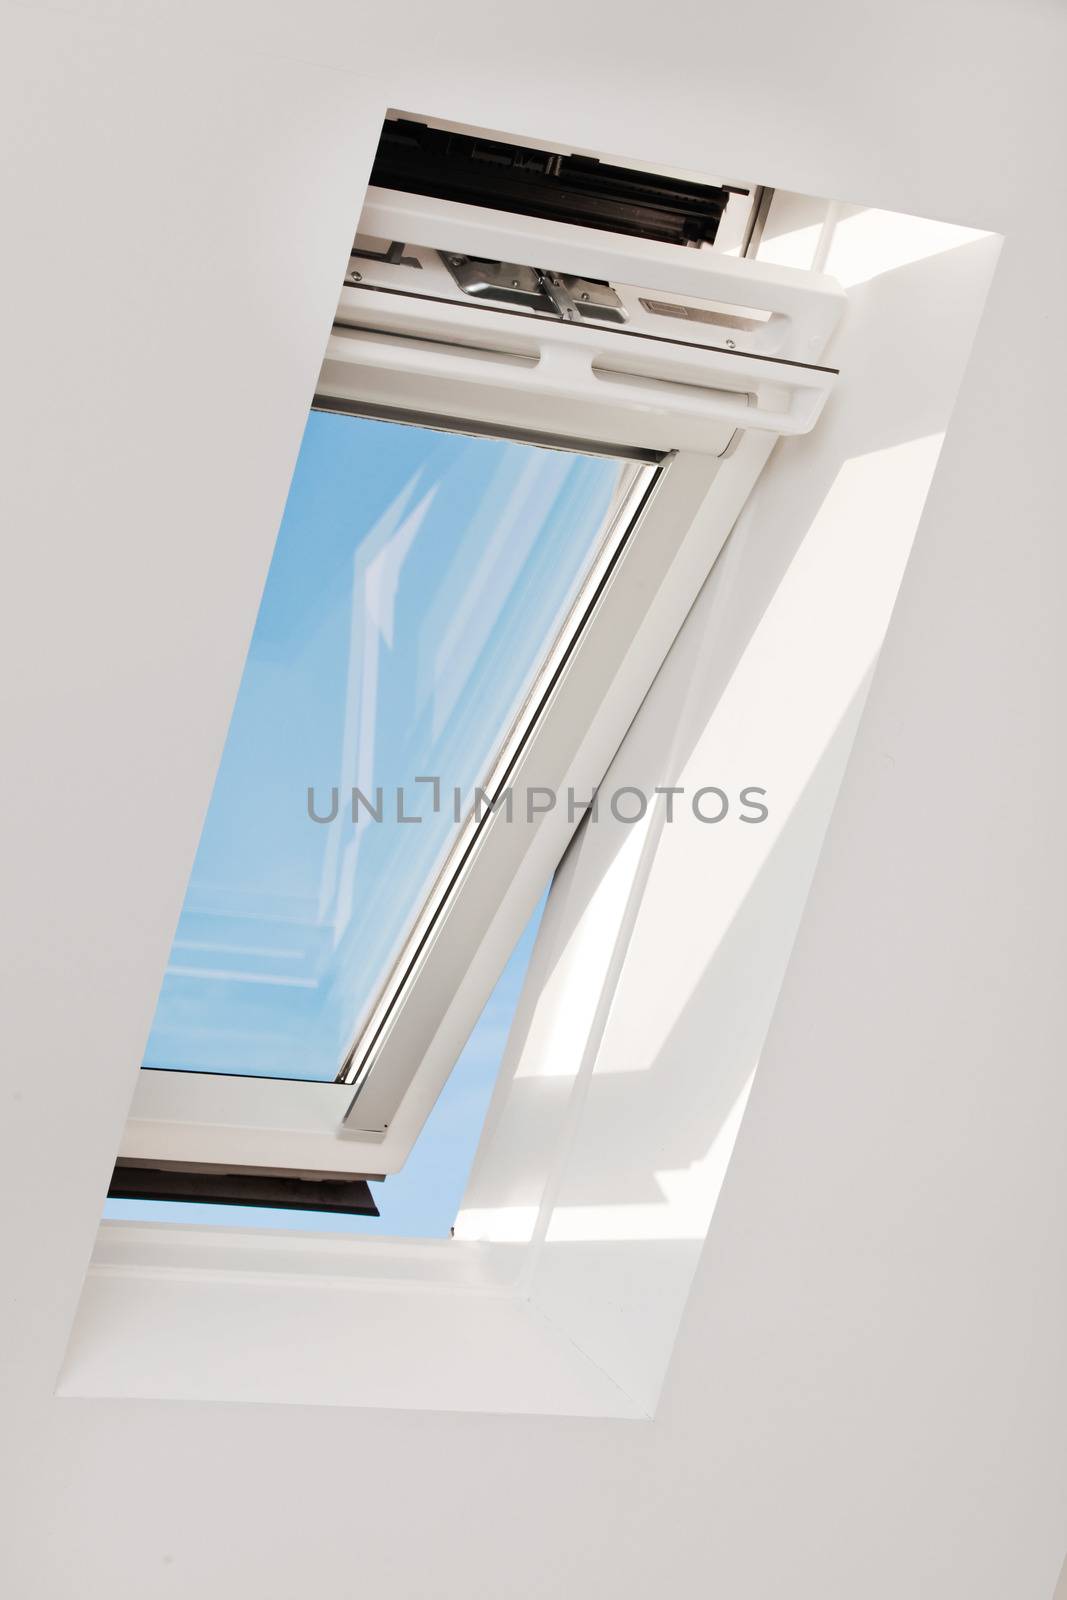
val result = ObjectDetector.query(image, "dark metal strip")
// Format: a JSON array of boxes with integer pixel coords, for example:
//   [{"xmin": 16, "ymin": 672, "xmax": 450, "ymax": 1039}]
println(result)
[{"xmin": 109, "ymin": 1163, "xmax": 380, "ymax": 1215}]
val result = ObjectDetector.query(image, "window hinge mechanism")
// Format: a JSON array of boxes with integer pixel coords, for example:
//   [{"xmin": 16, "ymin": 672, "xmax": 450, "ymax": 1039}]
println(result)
[{"xmin": 440, "ymin": 252, "xmax": 627, "ymax": 324}]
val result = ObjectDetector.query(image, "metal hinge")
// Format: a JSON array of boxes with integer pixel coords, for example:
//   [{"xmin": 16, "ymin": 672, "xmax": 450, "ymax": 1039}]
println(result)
[{"xmin": 440, "ymin": 252, "xmax": 627, "ymax": 324}]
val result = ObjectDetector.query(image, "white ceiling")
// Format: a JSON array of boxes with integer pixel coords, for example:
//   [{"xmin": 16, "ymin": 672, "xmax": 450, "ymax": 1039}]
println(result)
[{"xmin": 1, "ymin": 2, "xmax": 1064, "ymax": 1596}]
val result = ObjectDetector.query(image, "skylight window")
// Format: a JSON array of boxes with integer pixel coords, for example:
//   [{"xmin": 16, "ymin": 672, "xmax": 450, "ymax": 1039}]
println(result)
[
  {"xmin": 116, "ymin": 116, "xmax": 843, "ymax": 1203},
  {"xmin": 146, "ymin": 406, "xmax": 649, "ymax": 1083}
]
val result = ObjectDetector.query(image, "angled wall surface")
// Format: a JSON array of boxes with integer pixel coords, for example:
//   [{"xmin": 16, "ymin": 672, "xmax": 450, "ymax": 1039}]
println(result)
[{"xmin": 0, "ymin": 3, "xmax": 1063, "ymax": 1597}]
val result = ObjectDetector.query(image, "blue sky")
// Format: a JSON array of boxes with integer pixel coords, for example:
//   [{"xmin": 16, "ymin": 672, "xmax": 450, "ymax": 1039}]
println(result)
[
  {"xmin": 144, "ymin": 409, "xmax": 621, "ymax": 1083},
  {"xmin": 107, "ymin": 408, "xmax": 623, "ymax": 1235}
]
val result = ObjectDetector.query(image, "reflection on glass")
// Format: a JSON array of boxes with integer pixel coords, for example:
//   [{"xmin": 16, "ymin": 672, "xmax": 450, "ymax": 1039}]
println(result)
[{"xmin": 144, "ymin": 410, "xmax": 633, "ymax": 1080}]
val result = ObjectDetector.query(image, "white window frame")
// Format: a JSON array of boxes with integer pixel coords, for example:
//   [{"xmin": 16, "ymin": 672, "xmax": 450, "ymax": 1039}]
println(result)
[{"xmin": 121, "ymin": 189, "xmax": 844, "ymax": 1180}]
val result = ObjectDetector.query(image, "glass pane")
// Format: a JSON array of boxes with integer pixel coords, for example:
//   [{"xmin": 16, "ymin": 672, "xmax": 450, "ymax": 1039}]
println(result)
[
  {"xmin": 109, "ymin": 890, "xmax": 547, "ymax": 1232},
  {"xmin": 144, "ymin": 410, "xmax": 639, "ymax": 1080}
]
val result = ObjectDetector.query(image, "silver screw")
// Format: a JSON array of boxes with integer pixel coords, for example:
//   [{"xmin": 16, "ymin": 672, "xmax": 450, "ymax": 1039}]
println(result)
[
  {"xmin": 348, "ymin": 269, "xmax": 363, "ymax": 283},
  {"xmin": 511, "ymin": 280, "xmax": 520, "ymax": 288},
  {"xmin": 724, "ymin": 337, "xmax": 736, "ymax": 349},
  {"xmin": 580, "ymin": 291, "xmax": 590, "ymax": 301}
]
